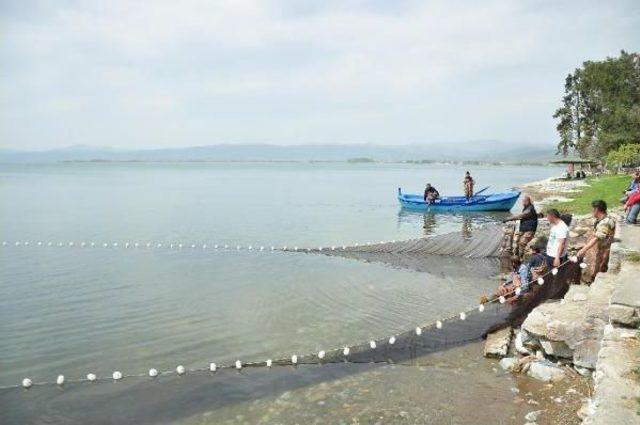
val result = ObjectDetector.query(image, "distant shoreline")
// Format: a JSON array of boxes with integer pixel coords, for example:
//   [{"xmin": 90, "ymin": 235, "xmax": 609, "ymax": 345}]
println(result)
[{"xmin": 45, "ymin": 159, "xmax": 560, "ymax": 167}]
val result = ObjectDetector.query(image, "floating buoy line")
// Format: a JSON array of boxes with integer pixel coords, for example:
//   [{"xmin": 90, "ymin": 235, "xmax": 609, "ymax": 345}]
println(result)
[
  {"xmin": 0, "ymin": 223, "xmax": 504, "ymax": 259},
  {"xmin": 1, "ymin": 240, "xmax": 384, "ymax": 253},
  {"xmin": 3, "ymin": 256, "xmax": 584, "ymax": 391}
]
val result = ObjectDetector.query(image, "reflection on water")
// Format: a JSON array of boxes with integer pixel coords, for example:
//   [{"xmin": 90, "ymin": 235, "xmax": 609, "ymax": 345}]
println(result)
[{"xmin": 397, "ymin": 209, "xmax": 504, "ymax": 238}]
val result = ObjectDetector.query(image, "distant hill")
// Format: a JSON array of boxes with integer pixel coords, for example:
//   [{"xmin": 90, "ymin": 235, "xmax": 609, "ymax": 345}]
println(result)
[{"xmin": 0, "ymin": 142, "xmax": 557, "ymax": 164}]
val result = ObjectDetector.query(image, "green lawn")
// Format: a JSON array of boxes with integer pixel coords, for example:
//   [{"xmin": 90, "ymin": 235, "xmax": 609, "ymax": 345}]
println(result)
[{"xmin": 547, "ymin": 174, "xmax": 631, "ymax": 214}]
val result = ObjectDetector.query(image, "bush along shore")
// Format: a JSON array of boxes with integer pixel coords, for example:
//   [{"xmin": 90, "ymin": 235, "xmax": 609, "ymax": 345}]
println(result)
[{"xmin": 483, "ymin": 175, "xmax": 640, "ymax": 424}]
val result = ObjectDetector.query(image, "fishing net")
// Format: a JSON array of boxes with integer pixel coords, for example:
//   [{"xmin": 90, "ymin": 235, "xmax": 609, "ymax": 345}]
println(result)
[{"xmin": 305, "ymin": 223, "xmax": 505, "ymax": 258}]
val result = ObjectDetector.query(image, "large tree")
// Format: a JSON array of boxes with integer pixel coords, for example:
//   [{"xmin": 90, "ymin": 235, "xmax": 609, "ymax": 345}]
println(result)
[{"xmin": 554, "ymin": 51, "xmax": 640, "ymax": 158}]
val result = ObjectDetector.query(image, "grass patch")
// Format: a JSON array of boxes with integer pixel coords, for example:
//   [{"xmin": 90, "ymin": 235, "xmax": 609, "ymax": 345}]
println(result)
[
  {"xmin": 546, "ymin": 175, "xmax": 630, "ymax": 215},
  {"xmin": 627, "ymin": 252, "xmax": 640, "ymax": 263}
]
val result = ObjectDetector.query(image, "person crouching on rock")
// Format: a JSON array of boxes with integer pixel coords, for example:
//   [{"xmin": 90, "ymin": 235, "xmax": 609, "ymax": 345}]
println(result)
[
  {"xmin": 484, "ymin": 243, "xmax": 549, "ymax": 305},
  {"xmin": 497, "ymin": 256, "xmax": 523, "ymax": 304}
]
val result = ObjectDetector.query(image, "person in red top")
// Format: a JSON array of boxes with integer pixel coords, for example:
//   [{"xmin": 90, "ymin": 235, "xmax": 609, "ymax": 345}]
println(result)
[{"xmin": 625, "ymin": 190, "xmax": 640, "ymax": 224}]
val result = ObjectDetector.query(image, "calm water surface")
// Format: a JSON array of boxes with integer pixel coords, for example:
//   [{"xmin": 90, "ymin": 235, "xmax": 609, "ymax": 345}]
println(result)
[{"xmin": 0, "ymin": 162, "xmax": 559, "ymax": 423}]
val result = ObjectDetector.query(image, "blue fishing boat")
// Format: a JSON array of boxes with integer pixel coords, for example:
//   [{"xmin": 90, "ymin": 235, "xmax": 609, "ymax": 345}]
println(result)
[{"xmin": 398, "ymin": 187, "xmax": 520, "ymax": 212}]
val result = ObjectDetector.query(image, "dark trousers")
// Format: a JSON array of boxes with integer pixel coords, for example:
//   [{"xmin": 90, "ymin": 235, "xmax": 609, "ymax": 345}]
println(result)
[{"xmin": 544, "ymin": 254, "xmax": 568, "ymax": 269}]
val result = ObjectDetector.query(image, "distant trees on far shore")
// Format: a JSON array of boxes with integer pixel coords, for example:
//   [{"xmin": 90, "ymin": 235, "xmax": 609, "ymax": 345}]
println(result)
[{"xmin": 554, "ymin": 51, "xmax": 640, "ymax": 161}]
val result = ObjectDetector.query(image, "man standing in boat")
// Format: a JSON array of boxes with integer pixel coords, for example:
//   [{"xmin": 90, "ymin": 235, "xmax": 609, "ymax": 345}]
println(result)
[
  {"xmin": 502, "ymin": 195, "xmax": 538, "ymax": 259},
  {"xmin": 463, "ymin": 171, "xmax": 474, "ymax": 201}
]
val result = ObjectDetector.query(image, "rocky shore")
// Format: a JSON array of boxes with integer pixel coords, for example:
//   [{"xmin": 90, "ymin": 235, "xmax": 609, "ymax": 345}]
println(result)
[{"xmin": 484, "ymin": 177, "xmax": 640, "ymax": 424}]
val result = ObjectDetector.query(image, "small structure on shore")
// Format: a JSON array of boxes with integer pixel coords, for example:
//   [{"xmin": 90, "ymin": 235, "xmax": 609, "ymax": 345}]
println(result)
[{"xmin": 550, "ymin": 158, "xmax": 598, "ymax": 179}]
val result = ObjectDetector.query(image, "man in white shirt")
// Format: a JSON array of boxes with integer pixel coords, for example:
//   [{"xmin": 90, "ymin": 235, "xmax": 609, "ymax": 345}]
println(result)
[{"xmin": 545, "ymin": 209, "xmax": 569, "ymax": 268}]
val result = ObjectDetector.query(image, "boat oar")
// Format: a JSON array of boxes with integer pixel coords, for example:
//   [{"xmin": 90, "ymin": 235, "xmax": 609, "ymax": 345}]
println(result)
[{"xmin": 473, "ymin": 186, "xmax": 490, "ymax": 197}]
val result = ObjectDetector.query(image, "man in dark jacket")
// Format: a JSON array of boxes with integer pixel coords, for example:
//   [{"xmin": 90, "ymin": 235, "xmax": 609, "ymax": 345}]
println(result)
[
  {"xmin": 502, "ymin": 195, "xmax": 538, "ymax": 259},
  {"xmin": 423, "ymin": 183, "xmax": 440, "ymax": 203}
]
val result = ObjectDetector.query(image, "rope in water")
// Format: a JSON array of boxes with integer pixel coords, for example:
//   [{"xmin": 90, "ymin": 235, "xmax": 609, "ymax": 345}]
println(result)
[{"xmin": 7, "ymin": 257, "xmax": 586, "ymax": 391}]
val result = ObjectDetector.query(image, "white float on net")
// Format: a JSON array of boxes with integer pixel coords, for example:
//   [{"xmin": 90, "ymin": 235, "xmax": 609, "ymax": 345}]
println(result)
[
  {"xmin": 415, "ymin": 327, "xmax": 422, "ymax": 336},
  {"xmin": 570, "ymin": 255, "xmax": 579, "ymax": 263},
  {"xmin": 478, "ymin": 304, "xmax": 485, "ymax": 312},
  {"xmin": 499, "ymin": 296, "xmax": 506, "ymax": 304},
  {"xmin": 266, "ymin": 359, "xmax": 272, "ymax": 367},
  {"xmin": 551, "ymin": 268, "xmax": 558, "ymax": 275},
  {"xmin": 369, "ymin": 340, "xmax": 376, "ymax": 349},
  {"xmin": 56, "ymin": 375, "xmax": 65, "ymax": 385},
  {"xmin": 460, "ymin": 312, "xmax": 466, "ymax": 320},
  {"xmin": 235, "ymin": 360, "xmax": 242, "ymax": 370},
  {"xmin": 112, "ymin": 371, "xmax": 122, "ymax": 380},
  {"xmin": 291, "ymin": 354, "xmax": 298, "ymax": 364},
  {"xmin": 176, "ymin": 365, "xmax": 185, "ymax": 375},
  {"xmin": 580, "ymin": 262, "xmax": 588, "ymax": 269},
  {"xmin": 388, "ymin": 336, "xmax": 396, "ymax": 345},
  {"xmin": 537, "ymin": 277, "xmax": 545, "ymax": 285},
  {"xmin": 436, "ymin": 320, "xmax": 442, "ymax": 329},
  {"xmin": 22, "ymin": 378, "xmax": 32, "ymax": 388},
  {"xmin": 87, "ymin": 373, "xmax": 97, "ymax": 382},
  {"xmin": 343, "ymin": 347, "xmax": 350, "ymax": 356},
  {"xmin": 318, "ymin": 350, "xmax": 326, "ymax": 359},
  {"xmin": 209, "ymin": 363, "xmax": 217, "ymax": 372},
  {"xmin": 149, "ymin": 368, "xmax": 158, "ymax": 377}
]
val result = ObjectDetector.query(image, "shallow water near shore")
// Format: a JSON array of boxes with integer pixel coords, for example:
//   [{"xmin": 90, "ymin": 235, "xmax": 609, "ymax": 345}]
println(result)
[{"xmin": 0, "ymin": 162, "xmax": 561, "ymax": 423}]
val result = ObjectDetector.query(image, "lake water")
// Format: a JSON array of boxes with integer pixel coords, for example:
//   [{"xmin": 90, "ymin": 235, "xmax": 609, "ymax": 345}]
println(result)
[{"xmin": 0, "ymin": 162, "xmax": 560, "ymax": 424}]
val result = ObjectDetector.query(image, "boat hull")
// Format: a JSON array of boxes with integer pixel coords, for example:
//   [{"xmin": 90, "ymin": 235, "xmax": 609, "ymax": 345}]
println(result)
[{"xmin": 398, "ymin": 189, "xmax": 520, "ymax": 212}]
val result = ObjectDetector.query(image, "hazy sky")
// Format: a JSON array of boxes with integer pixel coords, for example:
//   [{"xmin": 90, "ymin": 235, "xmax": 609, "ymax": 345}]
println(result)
[{"xmin": 1, "ymin": 0, "xmax": 638, "ymax": 150}]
